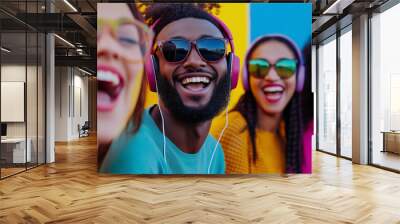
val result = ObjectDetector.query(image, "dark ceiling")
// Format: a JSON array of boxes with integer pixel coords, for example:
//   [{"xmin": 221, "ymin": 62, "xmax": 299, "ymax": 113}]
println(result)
[
  {"xmin": 311, "ymin": 0, "xmax": 390, "ymax": 43},
  {"xmin": 0, "ymin": 0, "xmax": 394, "ymax": 73},
  {"xmin": 0, "ymin": 0, "xmax": 98, "ymax": 73}
]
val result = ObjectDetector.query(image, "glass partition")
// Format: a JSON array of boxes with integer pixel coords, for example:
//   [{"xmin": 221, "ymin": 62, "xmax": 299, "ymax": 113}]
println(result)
[
  {"xmin": 1, "ymin": 30, "xmax": 28, "ymax": 177},
  {"xmin": 317, "ymin": 35, "xmax": 337, "ymax": 154},
  {"xmin": 339, "ymin": 27, "xmax": 352, "ymax": 158},
  {"xmin": 0, "ymin": 0, "xmax": 46, "ymax": 179},
  {"xmin": 371, "ymin": 3, "xmax": 400, "ymax": 171}
]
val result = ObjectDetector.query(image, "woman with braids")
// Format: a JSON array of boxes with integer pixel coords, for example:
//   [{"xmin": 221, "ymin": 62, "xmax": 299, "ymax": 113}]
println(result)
[
  {"xmin": 212, "ymin": 34, "xmax": 306, "ymax": 174},
  {"xmin": 97, "ymin": 3, "xmax": 153, "ymax": 166}
]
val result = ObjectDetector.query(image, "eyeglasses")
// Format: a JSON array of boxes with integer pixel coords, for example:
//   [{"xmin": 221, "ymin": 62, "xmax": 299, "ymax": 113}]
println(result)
[
  {"xmin": 248, "ymin": 58, "xmax": 298, "ymax": 79},
  {"xmin": 155, "ymin": 37, "xmax": 228, "ymax": 63},
  {"xmin": 97, "ymin": 18, "xmax": 153, "ymax": 62}
]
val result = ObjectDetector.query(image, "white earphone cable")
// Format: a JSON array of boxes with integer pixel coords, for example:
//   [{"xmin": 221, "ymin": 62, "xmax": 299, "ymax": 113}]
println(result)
[
  {"xmin": 153, "ymin": 68, "xmax": 167, "ymax": 164},
  {"xmin": 207, "ymin": 104, "xmax": 229, "ymax": 174},
  {"xmin": 152, "ymin": 62, "xmax": 230, "ymax": 174}
]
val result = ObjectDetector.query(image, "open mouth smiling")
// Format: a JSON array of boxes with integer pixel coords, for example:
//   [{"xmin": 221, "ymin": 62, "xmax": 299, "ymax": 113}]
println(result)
[
  {"xmin": 175, "ymin": 72, "xmax": 216, "ymax": 94},
  {"xmin": 97, "ymin": 65, "xmax": 125, "ymax": 111},
  {"xmin": 262, "ymin": 83, "xmax": 285, "ymax": 104}
]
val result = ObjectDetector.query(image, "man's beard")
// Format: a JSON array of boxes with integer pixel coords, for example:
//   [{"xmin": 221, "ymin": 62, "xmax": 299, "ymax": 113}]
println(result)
[{"xmin": 155, "ymin": 71, "xmax": 230, "ymax": 124}]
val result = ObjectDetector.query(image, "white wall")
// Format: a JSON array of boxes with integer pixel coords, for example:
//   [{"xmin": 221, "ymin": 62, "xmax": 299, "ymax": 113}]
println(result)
[
  {"xmin": 1, "ymin": 65, "xmax": 25, "ymax": 81},
  {"xmin": 1, "ymin": 64, "xmax": 45, "ymax": 164},
  {"xmin": 54, "ymin": 67, "xmax": 89, "ymax": 141},
  {"xmin": 55, "ymin": 66, "xmax": 70, "ymax": 141},
  {"xmin": 1, "ymin": 65, "xmax": 39, "ymax": 138},
  {"xmin": 73, "ymin": 74, "xmax": 89, "ymax": 137}
]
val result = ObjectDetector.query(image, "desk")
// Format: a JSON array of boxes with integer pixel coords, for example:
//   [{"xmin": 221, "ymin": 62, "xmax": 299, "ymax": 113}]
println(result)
[
  {"xmin": 1, "ymin": 138, "xmax": 31, "ymax": 163},
  {"xmin": 381, "ymin": 131, "xmax": 400, "ymax": 154}
]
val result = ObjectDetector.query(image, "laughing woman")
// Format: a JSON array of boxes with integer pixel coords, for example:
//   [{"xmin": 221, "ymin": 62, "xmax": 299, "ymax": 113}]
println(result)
[
  {"xmin": 212, "ymin": 34, "xmax": 305, "ymax": 174},
  {"xmin": 97, "ymin": 3, "xmax": 153, "ymax": 165}
]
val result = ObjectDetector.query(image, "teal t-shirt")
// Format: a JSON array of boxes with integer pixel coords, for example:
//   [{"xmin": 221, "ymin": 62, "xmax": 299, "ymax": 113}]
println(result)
[{"xmin": 100, "ymin": 107, "xmax": 225, "ymax": 174}]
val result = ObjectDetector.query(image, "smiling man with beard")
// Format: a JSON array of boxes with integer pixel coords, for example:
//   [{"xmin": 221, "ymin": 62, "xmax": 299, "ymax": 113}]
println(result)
[{"xmin": 100, "ymin": 3, "xmax": 239, "ymax": 174}]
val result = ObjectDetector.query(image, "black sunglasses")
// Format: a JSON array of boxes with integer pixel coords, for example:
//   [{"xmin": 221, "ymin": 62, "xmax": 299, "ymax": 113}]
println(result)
[{"xmin": 155, "ymin": 37, "xmax": 227, "ymax": 63}]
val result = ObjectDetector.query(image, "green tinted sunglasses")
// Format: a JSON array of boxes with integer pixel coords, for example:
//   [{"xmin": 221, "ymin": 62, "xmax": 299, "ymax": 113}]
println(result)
[{"xmin": 248, "ymin": 58, "xmax": 298, "ymax": 79}]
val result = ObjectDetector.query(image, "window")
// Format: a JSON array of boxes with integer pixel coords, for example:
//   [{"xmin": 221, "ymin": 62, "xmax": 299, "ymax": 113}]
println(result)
[
  {"xmin": 371, "ymin": 3, "xmax": 400, "ymax": 171},
  {"xmin": 339, "ymin": 27, "xmax": 352, "ymax": 158},
  {"xmin": 317, "ymin": 35, "xmax": 337, "ymax": 154}
]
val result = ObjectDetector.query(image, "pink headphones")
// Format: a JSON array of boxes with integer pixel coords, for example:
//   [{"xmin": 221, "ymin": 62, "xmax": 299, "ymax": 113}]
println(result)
[
  {"xmin": 242, "ymin": 34, "xmax": 305, "ymax": 92},
  {"xmin": 145, "ymin": 15, "xmax": 240, "ymax": 92}
]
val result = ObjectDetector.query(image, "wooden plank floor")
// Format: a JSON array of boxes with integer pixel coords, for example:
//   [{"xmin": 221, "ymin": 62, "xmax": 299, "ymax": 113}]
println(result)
[
  {"xmin": 1, "ymin": 135, "xmax": 400, "ymax": 223},
  {"xmin": 1, "ymin": 167, "xmax": 26, "ymax": 178}
]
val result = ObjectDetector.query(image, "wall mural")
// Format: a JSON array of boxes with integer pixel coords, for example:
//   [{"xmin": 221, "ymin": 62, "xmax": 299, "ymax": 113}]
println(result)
[{"xmin": 97, "ymin": 2, "xmax": 312, "ymax": 175}]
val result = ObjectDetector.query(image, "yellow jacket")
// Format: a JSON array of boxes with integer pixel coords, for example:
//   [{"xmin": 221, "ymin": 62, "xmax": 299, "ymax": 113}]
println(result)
[{"xmin": 211, "ymin": 111, "xmax": 285, "ymax": 174}]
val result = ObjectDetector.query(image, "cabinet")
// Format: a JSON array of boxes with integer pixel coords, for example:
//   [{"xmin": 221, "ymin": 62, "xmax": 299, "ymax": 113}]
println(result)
[{"xmin": 382, "ymin": 132, "xmax": 400, "ymax": 154}]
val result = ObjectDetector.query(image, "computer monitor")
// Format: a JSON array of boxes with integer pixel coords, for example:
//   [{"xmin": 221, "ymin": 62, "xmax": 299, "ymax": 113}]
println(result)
[{"xmin": 1, "ymin": 123, "xmax": 7, "ymax": 137}]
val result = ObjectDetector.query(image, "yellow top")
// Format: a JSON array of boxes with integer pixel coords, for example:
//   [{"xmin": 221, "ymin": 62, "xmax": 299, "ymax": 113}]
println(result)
[{"xmin": 211, "ymin": 111, "xmax": 285, "ymax": 174}]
